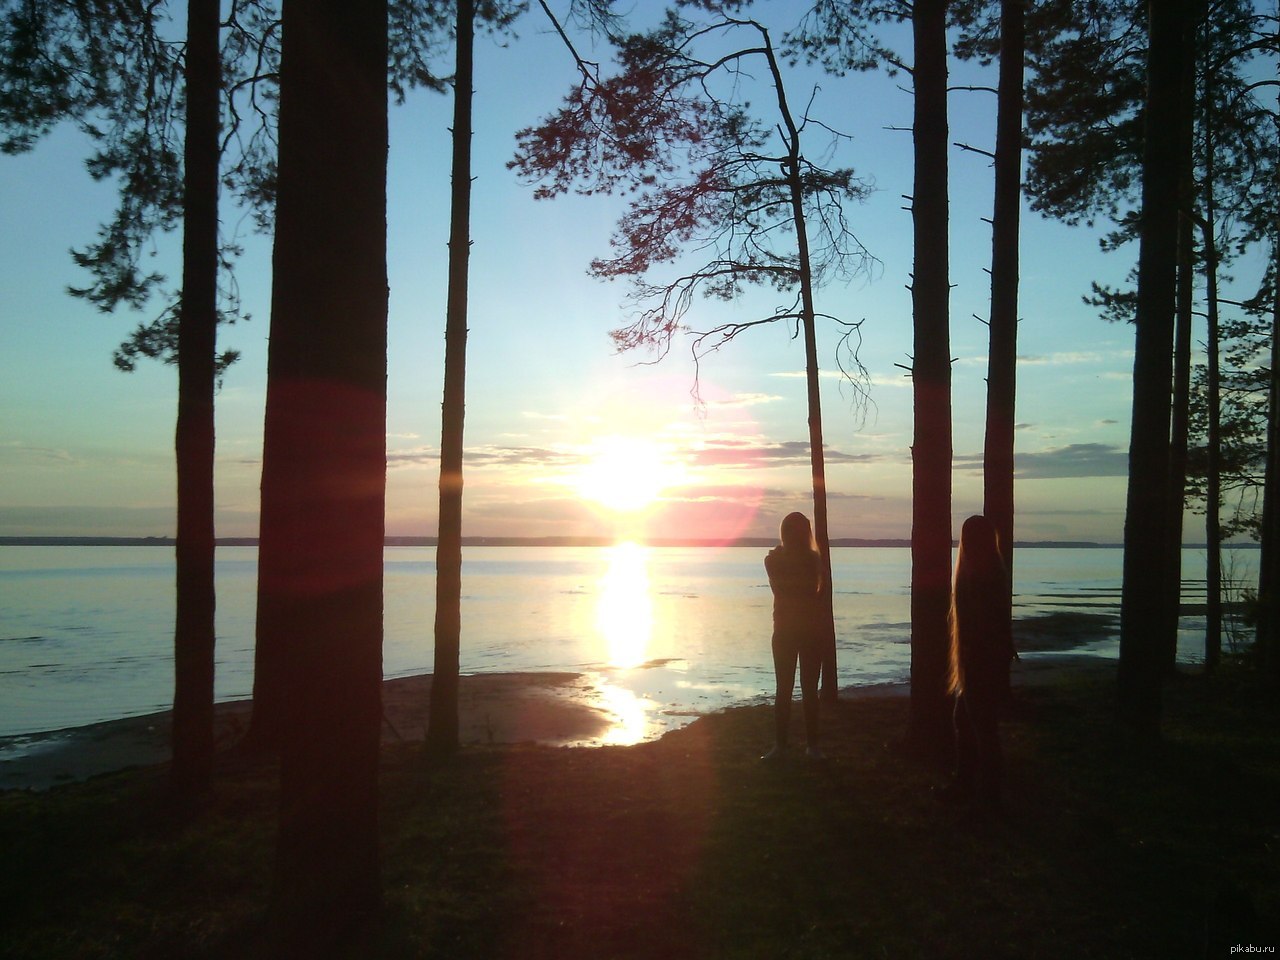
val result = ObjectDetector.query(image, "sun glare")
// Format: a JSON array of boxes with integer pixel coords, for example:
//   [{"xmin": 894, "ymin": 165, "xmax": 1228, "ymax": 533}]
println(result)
[
  {"xmin": 576, "ymin": 436, "xmax": 684, "ymax": 513},
  {"xmin": 596, "ymin": 542, "xmax": 652, "ymax": 669}
]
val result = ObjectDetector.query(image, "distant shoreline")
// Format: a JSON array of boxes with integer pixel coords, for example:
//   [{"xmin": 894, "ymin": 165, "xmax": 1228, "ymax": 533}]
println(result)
[{"xmin": 2, "ymin": 535, "xmax": 1252, "ymax": 549}]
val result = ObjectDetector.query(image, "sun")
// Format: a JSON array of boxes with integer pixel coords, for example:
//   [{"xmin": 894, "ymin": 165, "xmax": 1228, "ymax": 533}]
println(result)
[{"xmin": 575, "ymin": 436, "xmax": 684, "ymax": 513}]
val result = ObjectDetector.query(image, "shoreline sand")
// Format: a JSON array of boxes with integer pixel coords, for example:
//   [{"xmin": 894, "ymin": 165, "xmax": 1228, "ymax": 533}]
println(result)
[{"xmin": 0, "ymin": 653, "xmax": 1121, "ymax": 792}]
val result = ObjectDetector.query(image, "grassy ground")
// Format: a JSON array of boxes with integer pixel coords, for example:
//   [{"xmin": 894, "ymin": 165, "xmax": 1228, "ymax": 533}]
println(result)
[{"xmin": 1, "ymin": 664, "xmax": 1277, "ymax": 959}]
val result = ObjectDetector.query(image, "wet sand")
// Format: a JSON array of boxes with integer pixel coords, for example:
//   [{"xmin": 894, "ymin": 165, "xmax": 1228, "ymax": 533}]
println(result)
[
  {"xmin": 0, "ymin": 672, "xmax": 613, "ymax": 792},
  {"xmin": 0, "ymin": 651, "xmax": 1120, "ymax": 791}
]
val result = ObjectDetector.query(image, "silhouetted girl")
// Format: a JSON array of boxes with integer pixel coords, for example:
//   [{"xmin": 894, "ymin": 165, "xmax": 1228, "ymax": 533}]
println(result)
[
  {"xmin": 948, "ymin": 514, "xmax": 1015, "ymax": 808},
  {"xmin": 763, "ymin": 512, "xmax": 823, "ymax": 759}
]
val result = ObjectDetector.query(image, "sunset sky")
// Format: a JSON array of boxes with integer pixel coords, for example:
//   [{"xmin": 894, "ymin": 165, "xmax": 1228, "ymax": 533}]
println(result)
[{"xmin": 0, "ymin": 4, "xmax": 1219, "ymax": 545}]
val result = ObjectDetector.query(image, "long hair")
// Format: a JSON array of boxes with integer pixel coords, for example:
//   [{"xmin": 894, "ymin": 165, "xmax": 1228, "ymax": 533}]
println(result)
[
  {"xmin": 947, "ymin": 515, "xmax": 1009, "ymax": 694},
  {"xmin": 779, "ymin": 511, "xmax": 817, "ymax": 554}
]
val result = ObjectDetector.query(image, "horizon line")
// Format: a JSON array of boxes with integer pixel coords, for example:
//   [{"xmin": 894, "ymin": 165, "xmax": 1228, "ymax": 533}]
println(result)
[{"xmin": 0, "ymin": 534, "xmax": 1180, "ymax": 549}]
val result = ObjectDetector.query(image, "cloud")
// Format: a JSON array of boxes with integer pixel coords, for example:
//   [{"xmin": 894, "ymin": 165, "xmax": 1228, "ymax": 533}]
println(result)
[
  {"xmin": 1016, "ymin": 350, "xmax": 1132, "ymax": 366},
  {"xmin": 769, "ymin": 370, "xmax": 859, "ymax": 381},
  {"xmin": 466, "ymin": 496, "xmax": 589, "ymax": 522},
  {"xmin": 687, "ymin": 439, "xmax": 886, "ymax": 468},
  {"xmin": 386, "ymin": 447, "xmax": 437, "ymax": 468},
  {"xmin": 1018, "ymin": 443, "xmax": 1128, "ymax": 479},
  {"xmin": 1, "ymin": 441, "xmax": 77, "ymax": 464},
  {"xmin": 868, "ymin": 372, "xmax": 912, "ymax": 389},
  {"xmin": 953, "ymin": 443, "xmax": 1128, "ymax": 479},
  {"xmin": 468, "ymin": 446, "xmax": 583, "ymax": 467},
  {"xmin": 386, "ymin": 444, "xmax": 585, "ymax": 470},
  {"xmin": 708, "ymin": 392, "xmax": 785, "ymax": 408},
  {"xmin": 1017, "ymin": 507, "xmax": 1122, "ymax": 517},
  {"xmin": 0, "ymin": 505, "xmax": 176, "ymax": 536}
]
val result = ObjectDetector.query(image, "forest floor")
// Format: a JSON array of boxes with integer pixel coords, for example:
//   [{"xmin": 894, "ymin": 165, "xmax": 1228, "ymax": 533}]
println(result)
[{"xmin": 1, "ymin": 658, "xmax": 1277, "ymax": 959}]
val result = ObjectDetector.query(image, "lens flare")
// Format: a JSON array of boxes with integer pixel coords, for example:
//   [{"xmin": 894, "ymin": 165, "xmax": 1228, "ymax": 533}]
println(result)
[{"xmin": 575, "ymin": 436, "xmax": 685, "ymax": 513}]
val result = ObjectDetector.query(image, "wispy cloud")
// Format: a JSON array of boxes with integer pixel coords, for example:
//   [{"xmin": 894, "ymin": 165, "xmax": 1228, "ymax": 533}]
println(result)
[
  {"xmin": 708, "ymin": 392, "xmax": 785, "ymax": 408},
  {"xmin": 0, "ymin": 505, "xmax": 176, "ymax": 535},
  {"xmin": 1017, "ymin": 350, "xmax": 1132, "ymax": 366},
  {"xmin": 769, "ymin": 370, "xmax": 860, "ymax": 381},
  {"xmin": 386, "ymin": 442, "xmax": 593, "ymax": 470},
  {"xmin": 1019, "ymin": 443, "xmax": 1128, "ymax": 479},
  {"xmin": 1, "ymin": 441, "xmax": 77, "ymax": 464},
  {"xmin": 687, "ymin": 439, "xmax": 885, "ymax": 468},
  {"xmin": 954, "ymin": 442, "xmax": 1128, "ymax": 479}
]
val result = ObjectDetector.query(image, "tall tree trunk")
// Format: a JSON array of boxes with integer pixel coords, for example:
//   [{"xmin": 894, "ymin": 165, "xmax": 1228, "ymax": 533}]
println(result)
[
  {"xmin": 1118, "ymin": 0, "xmax": 1190, "ymax": 734},
  {"xmin": 908, "ymin": 0, "xmax": 953, "ymax": 753},
  {"xmin": 265, "ymin": 0, "xmax": 388, "ymax": 947},
  {"xmin": 1203, "ymin": 219, "xmax": 1223, "ymax": 671},
  {"xmin": 1257, "ymin": 77, "xmax": 1280, "ymax": 684},
  {"xmin": 170, "ymin": 0, "xmax": 220, "ymax": 799},
  {"xmin": 982, "ymin": 0, "xmax": 1023, "ymax": 600},
  {"xmin": 796, "ymin": 197, "xmax": 839, "ymax": 704},
  {"xmin": 427, "ymin": 0, "xmax": 475, "ymax": 756},
  {"xmin": 796, "ymin": 218, "xmax": 838, "ymax": 703},
  {"xmin": 1163, "ymin": 10, "xmax": 1198, "ymax": 676},
  {"xmin": 1164, "ymin": 216, "xmax": 1192, "ymax": 672},
  {"xmin": 760, "ymin": 27, "xmax": 839, "ymax": 701},
  {"xmin": 1260, "ymin": 236, "xmax": 1280, "ymax": 682},
  {"xmin": 1202, "ymin": 60, "xmax": 1222, "ymax": 672}
]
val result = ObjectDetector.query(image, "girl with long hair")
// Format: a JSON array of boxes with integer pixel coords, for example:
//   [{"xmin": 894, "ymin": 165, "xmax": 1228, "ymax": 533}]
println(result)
[
  {"xmin": 762, "ymin": 511, "xmax": 824, "ymax": 759},
  {"xmin": 947, "ymin": 514, "xmax": 1015, "ymax": 808}
]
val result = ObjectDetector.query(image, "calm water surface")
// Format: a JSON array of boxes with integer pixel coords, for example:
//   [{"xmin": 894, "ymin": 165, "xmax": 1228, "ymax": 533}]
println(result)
[{"xmin": 0, "ymin": 545, "xmax": 1255, "ymax": 743}]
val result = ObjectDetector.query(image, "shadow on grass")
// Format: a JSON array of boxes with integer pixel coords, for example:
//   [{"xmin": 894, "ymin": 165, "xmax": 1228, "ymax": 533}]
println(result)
[{"xmin": 1, "ymin": 664, "xmax": 1277, "ymax": 959}]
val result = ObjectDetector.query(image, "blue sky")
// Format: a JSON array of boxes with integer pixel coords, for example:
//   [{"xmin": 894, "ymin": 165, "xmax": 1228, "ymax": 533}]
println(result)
[{"xmin": 0, "ymin": 3, "xmax": 1175, "ymax": 544}]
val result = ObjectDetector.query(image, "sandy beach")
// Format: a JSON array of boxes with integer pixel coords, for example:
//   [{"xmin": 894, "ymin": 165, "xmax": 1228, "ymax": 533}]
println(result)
[
  {"xmin": 0, "ymin": 672, "xmax": 623, "ymax": 791},
  {"xmin": 0, "ymin": 650, "xmax": 1118, "ymax": 792}
]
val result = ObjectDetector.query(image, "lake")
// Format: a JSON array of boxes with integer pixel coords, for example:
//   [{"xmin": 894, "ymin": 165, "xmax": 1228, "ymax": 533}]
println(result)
[{"xmin": 0, "ymin": 544, "xmax": 1257, "ymax": 743}]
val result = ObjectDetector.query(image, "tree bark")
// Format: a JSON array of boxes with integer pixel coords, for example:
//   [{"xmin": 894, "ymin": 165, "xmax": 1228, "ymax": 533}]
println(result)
[
  {"xmin": 1260, "ymin": 235, "xmax": 1280, "ymax": 682},
  {"xmin": 1162, "ymin": 10, "xmax": 1198, "ymax": 676},
  {"xmin": 170, "ymin": 0, "xmax": 219, "ymax": 800},
  {"xmin": 264, "ymin": 0, "xmax": 388, "ymax": 947},
  {"xmin": 757, "ymin": 25, "xmax": 840, "ymax": 700},
  {"xmin": 908, "ymin": 0, "xmax": 954, "ymax": 753},
  {"xmin": 1203, "ymin": 214, "xmax": 1223, "ymax": 671},
  {"xmin": 982, "ymin": 0, "xmax": 1023, "ymax": 609},
  {"xmin": 1201, "ymin": 53, "xmax": 1222, "ymax": 672},
  {"xmin": 427, "ymin": 0, "xmax": 475, "ymax": 756},
  {"xmin": 1118, "ymin": 0, "xmax": 1190, "ymax": 734}
]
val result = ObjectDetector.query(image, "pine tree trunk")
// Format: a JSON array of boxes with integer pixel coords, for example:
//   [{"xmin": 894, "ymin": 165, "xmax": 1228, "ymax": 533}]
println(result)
[
  {"xmin": 1118, "ymin": 0, "xmax": 1190, "ymax": 734},
  {"xmin": 170, "ymin": 0, "xmax": 219, "ymax": 799},
  {"xmin": 265, "ymin": 0, "xmax": 388, "ymax": 946},
  {"xmin": 908, "ymin": 0, "xmax": 954, "ymax": 753},
  {"xmin": 761, "ymin": 28, "xmax": 839, "ymax": 701},
  {"xmin": 982, "ymin": 0, "xmax": 1023, "ymax": 601},
  {"xmin": 1164, "ymin": 220, "xmax": 1192, "ymax": 673},
  {"xmin": 427, "ymin": 0, "xmax": 474, "ymax": 756},
  {"xmin": 1163, "ymin": 18, "xmax": 1198, "ymax": 676},
  {"xmin": 1259, "ymin": 236, "xmax": 1280, "ymax": 682},
  {"xmin": 1202, "ymin": 72, "xmax": 1222, "ymax": 672},
  {"xmin": 1203, "ymin": 222, "xmax": 1222, "ymax": 671}
]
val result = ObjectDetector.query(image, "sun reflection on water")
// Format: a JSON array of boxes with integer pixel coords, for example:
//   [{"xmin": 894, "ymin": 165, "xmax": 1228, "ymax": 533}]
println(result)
[
  {"xmin": 589, "ymin": 542, "xmax": 661, "ymax": 745},
  {"xmin": 593, "ymin": 679, "xmax": 653, "ymax": 745},
  {"xmin": 596, "ymin": 541, "xmax": 653, "ymax": 669}
]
